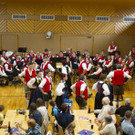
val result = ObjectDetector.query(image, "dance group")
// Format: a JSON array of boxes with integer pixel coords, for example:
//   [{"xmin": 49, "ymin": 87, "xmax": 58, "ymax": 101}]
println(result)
[{"xmin": 0, "ymin": 41, "xmax": 135, "ymax": 135}]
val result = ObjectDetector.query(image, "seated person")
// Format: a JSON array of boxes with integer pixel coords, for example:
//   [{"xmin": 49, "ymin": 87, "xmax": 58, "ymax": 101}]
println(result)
[
  {"xmin": 16, "ymin": 119, "xmax": 43, "ymax": 135},
  {"xmin": 126, "ymin": 55, "xmax": 134, "ymax": 71},
  {"xmin": 129, "ymin": 46, "xmax": 135, "ymax": 58},
  {"xmin": 94, "ymin": 97, "xmax": 111, "ymax": 124},
  {"xmin": 29, "ymin": 103, "xmax": 43, "ymax": 127},
  {"xmin": 4, "ymin": 58, "xmax": 13, "ymax": 75},
  {"xmin": 50, "ymin": 100, "xmax": 59, "ymax": 118},
  {"xmin": 87, "ymin": 63, "xmax": 102, "ymax": 79},
  {"xmin": 57, "ymin": 103, "xmax": 74, "ymax": 131},
  {"xmin": 65, "ymin": 122, "xmax": 76, "ymax": 135},
  {"xmin": 98, "ymin": 116, "xmax": 116, "ymax": 135},
  {"xmin": 122, "ymin": 111, "xmax": 135, "ymax": 135},
  {"xmin": 115, "ymin": 98, "xmax": 133, "ymax": 117},
  {"xmin": 93, "ymin": 53, "xmax": 101, "ymax": 65}
]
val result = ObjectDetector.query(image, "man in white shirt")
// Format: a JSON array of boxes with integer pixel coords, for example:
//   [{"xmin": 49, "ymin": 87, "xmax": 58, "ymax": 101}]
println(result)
[
  {"xmin": 94, "ymin": 97, "xmax": 111, "ymax": 124},
  {"xmin": 107, "ymin": 64, "xmax": 132, "ymax": 108},
  {"xmin": 4, "ymin": 58, "xmax": 12, "ymax": 75},
  {"xmin": 92, "ymin": 74, "xmax": 110, "ymax": 110},
  {"xmin": 39, "ymin": 69, "xmax": 52, "ymax": 109},
  {"xmin": 98, "ymin": 116, "xmax": 116, "ymax": 135}
]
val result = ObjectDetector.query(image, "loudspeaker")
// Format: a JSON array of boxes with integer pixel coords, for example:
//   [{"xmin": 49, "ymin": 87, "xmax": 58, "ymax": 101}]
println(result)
[{"xmin": 18, "ymin": 47, "xmax": 27, "ymax": 52}]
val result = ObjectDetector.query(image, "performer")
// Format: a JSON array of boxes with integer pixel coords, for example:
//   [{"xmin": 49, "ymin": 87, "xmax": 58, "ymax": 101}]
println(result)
[
  {"xmin": 107, "ymin": 64, "xmax": 132, "ymax": 108},
  {"xmin": 103, "ymin": 55, "xmax": 113, "ymax": 73},
  {"xmin": 22, "ymin": 54, "xmax": 29, "ymax": 64},
  {"xmin": 28, "ymin": 50, "xmax": 35, "ymax": 60},
  {"xmin": 92, "ymin": 74, "xmax": 110, "ymax": 110},
  {"xmin": 126, "ymin": 56, "xmax": 134, "ymax": 71},
  {"xmin": 13, "ymin": 55, "xmax": 22, "ymax": 67},
  {"xmin": 57, "ymin": 51, "xmax": 65, "ymax": 58},
  {"xmin": 35, "ymin": 51, "xmax": 43, "ymax": 65},
  {"xmin": 108, "ymin": 41, "xmax": 117, "ymax": 55},
  {"xmin": 39, "ymin": 69, "xmax": 52, "ymax": 109},
  {"xmin": 27, "ymin": 71, "xmax": 43, "ymax": 107},
  {"xmin": 78, "ymin": 55, "xmax": 87, "ymax": 76},
  {"xmin": 93, "ymin": 53, "xmax": 101, "ymax": 65},
  {"xmin": 1, "ymin": 51, "xmax": 8, "ymax": 63},
  {"xmin": 87, "ymin": 63, "xmax": 102, "ymax": 79},
  {"xmin": 18, "ymin": 62, "xmax": 36, "ymax": 102},
  {"xmin": 4, "ymin": 58, "xmax": 12, "ymax": 75},
  {"xmin": 129, "ymin": 46, "xmax": 135, "ymax": 58},
  {"xmin": 71, "ymin": 75, "xmax": 88, "ymax": 109},
  {"xmin": 66, "ymin": 56, "xmax": 72, "ymax": 68},
  {"xmin": 55, "ymin": 73, "xmax": 68, "ymax": 109},
  {"xmin": 86, "ymin": 57, "xmax": 92, "ymax": 74},
  {"xmin": 43, "ymin": 49, "xmax": 49, "ymax": 57},
  {"xmin": 121, "ymin": 64, "xmax": 131, "ymax": 75},
  {"xmin": 41, "ymin": 56, "xmax": 55, "ymax": 77}
]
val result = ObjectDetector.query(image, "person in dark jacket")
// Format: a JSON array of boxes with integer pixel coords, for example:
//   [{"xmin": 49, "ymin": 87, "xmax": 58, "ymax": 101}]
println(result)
[
  {"xmin": 57, "ymin": 103, "xmax": 74, "ymax": 130},
  {"xmin": 115, "ymin": 98, "xmax": 133, "ymax": 117},
  {"xmin": 29, "ymin": 103, "xmax": 43, "ymax": 127}
]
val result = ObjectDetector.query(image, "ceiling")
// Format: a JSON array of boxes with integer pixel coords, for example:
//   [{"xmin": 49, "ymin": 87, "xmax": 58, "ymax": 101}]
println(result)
[{"xmin": 0, "ymin": 0, "xmax": 135, "ymax": 7}]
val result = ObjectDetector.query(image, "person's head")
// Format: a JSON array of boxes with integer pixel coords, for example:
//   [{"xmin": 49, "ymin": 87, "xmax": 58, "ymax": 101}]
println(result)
[
  {"xmin": 79, "ymin": 55, "xmax": 84, "ymax": 62},
  {"xmin": 84, "ymin": 49, "xmax": 88, "ymax": 54},
  {"xmin": 108, "ymin": 106, "xmax": 115, "ymax": 115},
  {"xmin": 97, "ymin": 63, "xmax": 102, "ymax": 68},
  {"xmin": 66, "ymin": 122, "xmax": 76, "ymax": 131},
  {"xmin": 48, "ymin": 51, "xmax": 51, "ymax": 55},
  {"xmin": 86, "ymin": 57, "xmax": 90, "ymax": 63},
  {"xmin": 79, "ymin": 75, "xmax": 87, "ymax": 83},
  {"xmin": 45, "ymin": 69, "xmax": 51, "ymax": 77},
  {"xmin": 125, "ymin": 111, "xmax": 132, "ymax": 121},
  {"xmin": 2, "ymin": 51, "xmax": 6, "ymax": 55},
  {"xmin": 59, "ymin": 51, "xmax": 63, "ymax": 56},
  {"xmin": 122, "ymin": 60, "xmax": 126, "ymax": 65},
  {"xmin": 72, "ymin": 52, "xmax": 76, "ymax": 57},
  {"xmin": 43, "ymin": 56, "xmax": 48, "ymax": 63},
  {"xmin": 50, "ymin": 100, "xmax": 56, "ymax": 107},
  {"xmin": 108, "ymin": 55, "xmax": 111, "ymax": 60},
  {"xmin": 59, "ymin": 73, "xmax": 68, "ymax": 81},
  {"xmin": 30, "ymin": 50, "xmax": 34, "ymax": 54},
  {"xmin": 45, "ymin": 49, "xmax": 48, "ymax": 53},
  {"xmin": 31, "ymin": 57, "xmax": 35, "ymax": 63},
  {"xmin": 66, "ymin": 56, "xmax": 70, "ymax": 61},
  {"xmin": 104, "ymin": 116, "xmax": 113, "ymax": 124},
  {"xmin": 118, "ymin": 57, "xmax": 122, "ymax": 62},
  {"xmin": 7, "ymin": 58, "xmax": 11, "ymax": 63},
  {"xmin": 0, "ymin": 105, "xmax": 4, "ymax": 112},
  {"xmin": 36, "ymin": 98, "xmax": 44, "ymax": 108},
  {"xmin": 132, "ymin": 107, "xmax": 135, "ymax": 115},
  {"xmin": 111, "ymin": 41, "xmax": 114, "ymax": 45},
  {"xmin": 28, "ymin": 62, "xmax": 33, "ymax": 70},
  {"xmin": 36, "ymin": 51, "xmax": 40, "ymax": 56},
  {"xmin": 24, "ymin": 54, "xmax": 28, "ymax": 58},
  {"xmin": 36, "ymin": 71, "xmax": 42, "ymax": 78},
  {"xmin": 124, "ymin": 64, "xmax": 129, "ymax": 69},
  {"xmin": 125, "ymin": 98, "xmax": 131, "ymax": 106},
  {"xmin": 115, "ymin": 52, "xmax": 119, "ymax": 56},
  {"xmin": 116, "ymin": 64, "xmax": 121, "ymax": 70},
  {"xmin": 95, "ymin": 53, "xmax": 99, "ymax": 58},
  {"xmin": 61, "ymin": 103, "xmax": 68, "ymax": 113},
  {"xmin": 29, "ymin": 103, "xmax": 37, "ymax": 114},
  {"xmin": 100, "ymin": 51, "xmax": 104, "ymax": 55},
  {"xmin": 129, "ymin": 55, "xmax": 133, "ymax": 61},
  {"xmin": 132, "ymin": 46, "xmax": 135, "ymax": 51},
  {"xmin": 27, "ymin": 119, "xmax": 36, "ymax": 129},
  {"xmin": 0, "ymin": 60, "xmax": 4, "ymax": 66},
  {"xmin": 99, "ymin": 74, "xmax": 106, "ymax": 82},
  {"xmin": 16, "ymin": 55, "xmax": 20, "ymax": 60},
  {"xmin": 102, "ymin": 97, "xmax": 110, "ymax": 105}
]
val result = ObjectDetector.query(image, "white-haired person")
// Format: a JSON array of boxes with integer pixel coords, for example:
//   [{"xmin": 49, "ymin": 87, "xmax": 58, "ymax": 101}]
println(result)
[
  {"xmin": 108, "ymin": 106, "xmax": 117, "ymax": 125},
  {"xmin": 115, "ymin": 98, "xmax": 133, "ymax": 117},
  {"xmin": 98, "ymin": 116, "xmax": 116, "ymax": 135},
  {"xmin": 93, "ymin": 97, "xmax": 111, "ymax": 125}
]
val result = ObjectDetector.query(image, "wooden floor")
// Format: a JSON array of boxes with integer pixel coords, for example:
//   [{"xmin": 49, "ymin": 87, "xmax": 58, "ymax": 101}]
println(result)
[{"xmin": 0, "ymin": 75, "xmax": 135, "ymax": 114}]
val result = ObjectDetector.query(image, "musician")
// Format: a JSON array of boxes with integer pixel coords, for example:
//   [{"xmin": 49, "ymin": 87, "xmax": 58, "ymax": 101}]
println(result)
[
  {"xmin": 66, "ymin": 56, "xmax": 72, "ymax": 68},
  {"xmin": 126, "ymin": 56, "xmax": 134, "ymax": 71},
  {"xmin": 28, "ymin": 50, "xmax": 35, "ymax": 60},
  {"xmin": 108, "ymin": 41, "xmax": 117, "ymax": 55},
  {"xmin": 13, "ymin": 55, "xmax": 22, "ymax": 67},
  {"xmin": 11, "ymin": 51, "xmax": 18, "ymax": 63},
  {"xmin": 18, "ymin": 62, "xmax": 36, "ymax": 101},
  {"xmin": 4, "ymin": 58, "xmax": 12, "ymax": 75},
  {"xmin": 78, "ymin": 55, "xmax": 87, "ymax": 76},
  {"xmin": 22, "ymin": 54, "xmax": 30, "ymax": 64},
  {"xmin": 129, "ymin": 46, "xmax": 135, "ymax": 58},
  {"xmin": 41, "ymin": 56, "xmax": 55, "ymax": 77},
  {"xmin": 86, "ymin": 57, "xmax": 92, "ymax": 74},
  {"xmin": 93, "ymin": 53, "xmax": 101, "ymax": 65},
  {"xmin": 43, "ymin": 49, "xmax": 49, "ymax": 57},
  {"xmin": 121, "ymin": 64, "xmax": 131, "ymax": 75},
  {"xmin": 99, "ymin": 51, "xmax": 106, "ymax": 63},
  {"xmin": 87, "ymin": 63, "xmax": 102, "ymax": 79},
  {"xmin": 39, "ymin": 69, "xmax": 52, "ymax": 109},
  {"xmin": 57, "ymin": 51, "xmax": 65, "ymax": 58},
  {"xmin": 1, "ymin": 51, "xmax": 8, "ymax": 63},
  {"xmin": 35, "ymin": 51, "xmax": 43, "ymax": 65},
  {"xmin": 113, "ymin": 52, "xmax": 120, "ymax": 64}
]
